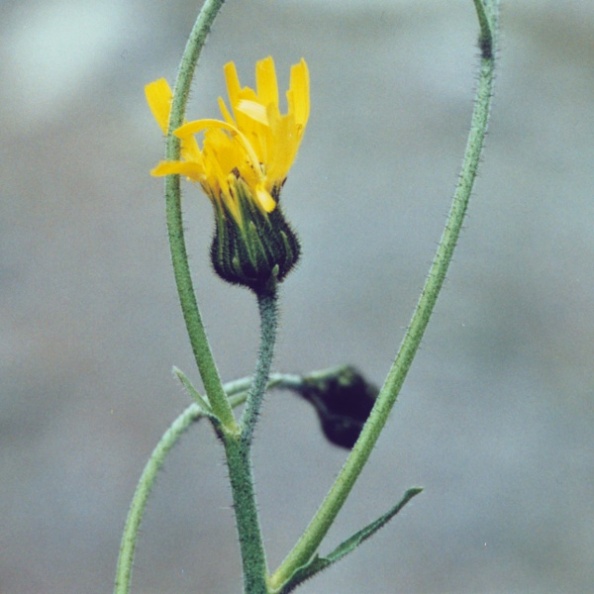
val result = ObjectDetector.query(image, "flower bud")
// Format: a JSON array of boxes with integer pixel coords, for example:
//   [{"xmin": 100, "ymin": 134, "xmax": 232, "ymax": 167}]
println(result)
[{"xmin": 295, "ymin": 366, "xmax": 378, "ymax": 449}]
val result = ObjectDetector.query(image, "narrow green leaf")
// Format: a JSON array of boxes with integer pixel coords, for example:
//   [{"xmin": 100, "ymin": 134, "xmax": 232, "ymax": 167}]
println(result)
[
  {"xmin": 278, "ymin": 487, "xmax": 423, "ymax": 593},
  {"xmin": 172, "ymin": 366, "xmax": 213, "ymax": 413},
  {"xmin": 326, "ymin": 487, "xmax": 423, "ymax": 562}
]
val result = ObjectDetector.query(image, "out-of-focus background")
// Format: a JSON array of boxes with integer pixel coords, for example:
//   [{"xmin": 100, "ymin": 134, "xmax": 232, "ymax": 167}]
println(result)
[{"xmin": 1, "ymin": 1, "xmax": 593, "ymax": 592}]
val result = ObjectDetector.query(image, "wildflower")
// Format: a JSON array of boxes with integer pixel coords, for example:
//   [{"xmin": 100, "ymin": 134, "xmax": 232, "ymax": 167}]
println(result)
[{"xmin": 145, "ymin": 56, "xmax": 310, "ymax": 292}]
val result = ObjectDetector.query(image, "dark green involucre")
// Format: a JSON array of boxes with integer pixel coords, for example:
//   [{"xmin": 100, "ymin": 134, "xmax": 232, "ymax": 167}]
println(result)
[{"xmin": 210, "ymin": 183, "xmax": 300, "ymax": 293}]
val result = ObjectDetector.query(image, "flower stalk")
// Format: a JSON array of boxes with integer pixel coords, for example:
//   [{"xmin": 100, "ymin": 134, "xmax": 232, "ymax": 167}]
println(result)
[{"xmin": 241, "ymin": 285, "xmax": 279, "ymax": 446}]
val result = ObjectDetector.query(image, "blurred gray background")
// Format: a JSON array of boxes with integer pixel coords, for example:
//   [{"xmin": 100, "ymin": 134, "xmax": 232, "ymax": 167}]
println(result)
[{"xmin": 1, "ymin": 1, "xmax": 593, "ymax": 592}]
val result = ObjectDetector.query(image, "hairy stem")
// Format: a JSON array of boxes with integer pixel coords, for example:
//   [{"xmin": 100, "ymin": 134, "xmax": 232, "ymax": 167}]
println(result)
[
  {"xmin": 241, "ymin": 286, "xmax": 279, "ymax": 446},
  {"xmin": 113, "ymin": 366, "xmax": 299, "ymax": 594},
  {"xmin": 270, "ymin": 2, "xmax": 499, "ymax": 588},
  {"xmin": 223, "ymin": 435, "xmax": 269, "ymax": 594},
  {"xmin": 114, "ymin": 404, "xmax": 203, "ymax": 594},
  {"xmin": 225, "ymin": 285, "xmax": 279, "ymax": 592},
  {"xmin": 165, "ymin": 0, "xmax": 236, "ymax": 431}
]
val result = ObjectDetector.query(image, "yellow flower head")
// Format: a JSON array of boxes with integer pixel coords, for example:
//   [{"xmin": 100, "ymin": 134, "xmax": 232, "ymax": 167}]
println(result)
[
  {"xmin": 145, "ymin": 56, "xmax": 309, "ymax": 225},
  {"xmin": 145, "ymin": 57, "xmax": 309, "ymax": 292}
]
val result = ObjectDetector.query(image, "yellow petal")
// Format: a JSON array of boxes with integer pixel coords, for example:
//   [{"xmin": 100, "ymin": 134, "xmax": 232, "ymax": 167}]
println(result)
[
  {"xmin": 151, "ymin": 160, "xmax": 204, "ymax": 180},
  {"xmin": 177, "ymin": 119, "xmax": 266, "ymax": 184},
  {"xmin": 175, "ymin": 118, "xmax": 238, "ymax": 138},
  {"xmin": 255, "ymin": 56, "xmax": 279, "ymax": 107},
  {"xmin": 288, "ymin": 59, "xmax": 310, "ymax": 127},
  {"xmin": 223, "ymin": 61, "xmax": 241, "ymax": 109},
  {"xmin": 218, "ymin": 97, "xmax": 235, "ymax": 126},
  {"xmin": 145, "ymin": 78, "xmax": 173, "ymax": 134}
]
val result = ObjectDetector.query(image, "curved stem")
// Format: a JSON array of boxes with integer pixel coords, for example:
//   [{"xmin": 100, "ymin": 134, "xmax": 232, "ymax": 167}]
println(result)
[
  {"xmin": 113, "ymin": 386, "xmax": 248, "ymax": 594},
  {"xmin": 112, "ymin": 360, "xmax": 301, "ymax": 594},
  {"xmin": 165, "ymin": 0, "xmax": 236, "ymax": 431},
  {"xmin": 270, "ymin": 2, "xmax": 499, "ymax": 589},
  {"xmin": 114, "ymin": 403, "xmax": 203, "ymax": 594}
]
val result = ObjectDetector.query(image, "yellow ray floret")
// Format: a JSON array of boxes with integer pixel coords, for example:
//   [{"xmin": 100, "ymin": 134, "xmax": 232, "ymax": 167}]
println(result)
[{"xmin": 145, "ymin": 56, "xmax": 309, "ymax": 224}]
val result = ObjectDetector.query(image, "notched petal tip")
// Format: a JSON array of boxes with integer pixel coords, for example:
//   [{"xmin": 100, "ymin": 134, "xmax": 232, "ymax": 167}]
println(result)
[{"xmin": 255, "ymin": 56, "xmax": 279, "ymax": 107}]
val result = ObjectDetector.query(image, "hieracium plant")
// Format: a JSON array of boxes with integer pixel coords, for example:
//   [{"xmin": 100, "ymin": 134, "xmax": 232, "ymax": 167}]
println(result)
[{"xmin": 114, "ymin": 1, "xmax": 500, "ymax": 592}]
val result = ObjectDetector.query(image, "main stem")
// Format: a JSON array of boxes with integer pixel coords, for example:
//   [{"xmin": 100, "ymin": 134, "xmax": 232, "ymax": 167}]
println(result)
[
  {"xmin": 225, "ymin": 285, "xmax": 278, "ymax": 592},
  {"xmin": 223, "ymin": 436, "xmax": 269, "ymax": 594},
  {"xmin": 271, "ymin": 2, "xmax": 499, "ymax": 588}
]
